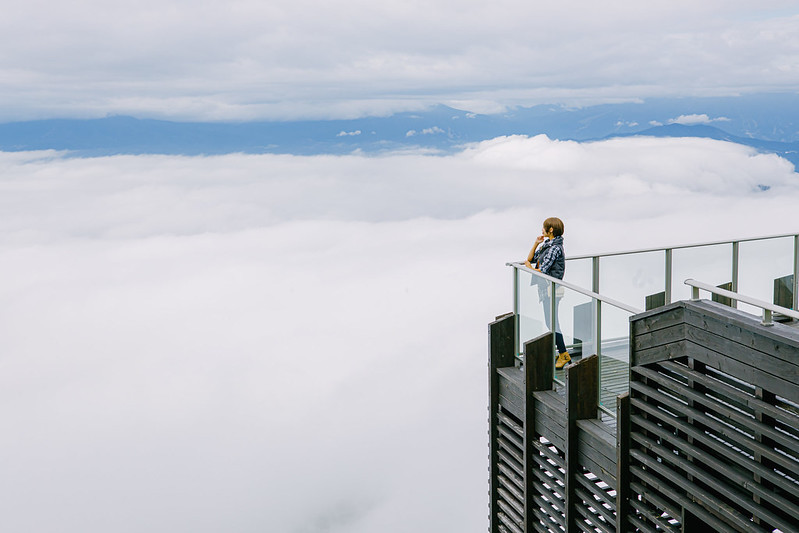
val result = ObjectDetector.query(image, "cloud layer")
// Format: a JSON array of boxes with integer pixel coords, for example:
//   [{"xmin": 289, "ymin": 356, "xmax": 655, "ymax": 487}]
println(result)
[
  {"xmin": 1, "ymin": 136, "xmax": 798, "ymax": 532},
  {"xmin": 1, "ymin": 1, "xmax": 799, "ymax": 120}
]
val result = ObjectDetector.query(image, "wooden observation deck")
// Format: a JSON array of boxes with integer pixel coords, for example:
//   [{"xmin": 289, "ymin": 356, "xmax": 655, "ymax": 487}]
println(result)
[{"xmin": 489, "ymin": 299, "xmax": 799, "ymax": 533}]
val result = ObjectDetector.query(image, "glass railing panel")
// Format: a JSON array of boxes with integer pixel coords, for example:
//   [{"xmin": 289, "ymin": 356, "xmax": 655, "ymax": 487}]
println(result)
[
  {"xmin": 564, "ymin": 257, "xmax": 593, "ymax": 292},
  {"xmin": 517, "ymin": 269, "xmax": 550, "ymax": 354},
  {"xmin": 599, "ymin": 303, "xmax": 632, "ymax": 411},
  {"xmin": 738, "ymin": 236, "xmax": 795, "ymax": 314},
  {"xmin": 553, "ymin": 285, "xmax": 595, "ymax": 379},
  {"xmin": 671, "ymin": 243, "xmax": 733, "ymax": 302},
  {"xmin": 599, "ymin": 251, "xmax": 665, "ymax": 311}
]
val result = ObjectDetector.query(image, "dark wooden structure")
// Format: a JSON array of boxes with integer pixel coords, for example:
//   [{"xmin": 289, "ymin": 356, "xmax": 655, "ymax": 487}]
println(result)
[{"xmin": 489, "ymin": 299, "xmax": 799, "ymax": 533}]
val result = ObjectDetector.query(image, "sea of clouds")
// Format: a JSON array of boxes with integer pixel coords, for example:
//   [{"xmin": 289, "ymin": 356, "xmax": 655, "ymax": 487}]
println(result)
[{"xmin": 1, "ymin": 135, "xmax": 798, "ymax": 532}]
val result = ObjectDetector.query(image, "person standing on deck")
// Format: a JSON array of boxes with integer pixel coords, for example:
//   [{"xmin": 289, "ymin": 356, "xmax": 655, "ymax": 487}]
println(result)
[{"xmin": 525, "ymin": 217, "xmax": 571, "ymax": 369}]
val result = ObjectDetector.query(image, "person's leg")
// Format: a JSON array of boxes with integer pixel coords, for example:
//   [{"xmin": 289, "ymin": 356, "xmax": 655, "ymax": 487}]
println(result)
[
  {"xmin": 553, "ymin": 295, "xmax": 571, "ymax": 368},
  {"xmin": 553, "ymin": 296, "xmax": 567, "ymax": 353}
]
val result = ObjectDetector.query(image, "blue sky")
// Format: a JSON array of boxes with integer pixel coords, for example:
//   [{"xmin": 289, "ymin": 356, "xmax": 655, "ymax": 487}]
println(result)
[{"xmin": 2, "ymin": 0, "xmax": 799, "ymax": 121}]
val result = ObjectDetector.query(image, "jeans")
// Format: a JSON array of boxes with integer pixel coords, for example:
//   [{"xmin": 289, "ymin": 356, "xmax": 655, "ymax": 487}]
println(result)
[{"xmin": 541, "ymin": 293, "xmax": 567, "ymax": 354}]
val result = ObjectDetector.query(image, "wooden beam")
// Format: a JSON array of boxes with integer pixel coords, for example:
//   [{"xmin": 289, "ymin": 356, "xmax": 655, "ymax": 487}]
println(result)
[
  {"xmin": 565, "ymin": 353, "xmax": 599, "ymax": 533},
  {"xmin": 489, "ymin": 313, "xmax": 516, "ymax": 533},
  {"xmin": 522, "ymin": 331, "xmax": 554, "ymax": 532}
]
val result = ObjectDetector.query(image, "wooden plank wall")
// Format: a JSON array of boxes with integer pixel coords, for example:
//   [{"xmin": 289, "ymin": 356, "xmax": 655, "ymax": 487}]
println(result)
[
  {"xmin": 629, "ymin": 300, "xmax": 799, "ymax": 533},
  {"xmin": 489, "ymin": 320, "xmax": 619, "ymax": 533},
  {"xmin": 490, "ymin": 298, "xmax": 799, "ymax": 532}
]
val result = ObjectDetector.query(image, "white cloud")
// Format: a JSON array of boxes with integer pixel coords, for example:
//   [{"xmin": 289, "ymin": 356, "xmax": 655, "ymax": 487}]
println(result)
[
  {"xmin": 668, "ymin": 113, "xmax": 732, "ymax": 125},
  {"xmin": 1, "ymin": 137, "xmax": 798, "ymax": 531},
  {"xmin": 407, "ymin": 126, "xmax": 445, "ymax": 136},
  {"xmin": 0, "ymin": 2, "xmax": 799, "ymax": 120},
  {"xmin": 336, "ymin": 129, "xmax": 362, "ymax": 136}
]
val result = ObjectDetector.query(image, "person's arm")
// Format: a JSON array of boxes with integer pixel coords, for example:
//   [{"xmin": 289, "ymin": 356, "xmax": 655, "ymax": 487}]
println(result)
[{"xmin": 524, "ymin": 235, "xmax": 545, "ymax": 269}]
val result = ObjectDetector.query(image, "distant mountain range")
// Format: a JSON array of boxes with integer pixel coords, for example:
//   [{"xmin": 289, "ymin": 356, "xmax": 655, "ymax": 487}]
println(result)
[{"xmin": 1, "ymin": 93, "xmax": 798, "ymax": 167}]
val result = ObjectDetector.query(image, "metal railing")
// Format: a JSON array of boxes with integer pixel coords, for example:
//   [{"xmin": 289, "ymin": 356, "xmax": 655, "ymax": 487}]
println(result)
[
  {"xmin": 509, "ymin": 261, "xmax": 642, "ymax": 415},
  {"xmin": 685, "ymin": 278, "xmax": 799, "ymax": 326},
  {"xmin": 566, "ymin": 232, "xmax": 799, "ymax": 312},
  {"xmin": 509, "ymin": 232, "xmax": 799, "ymax": 417}
]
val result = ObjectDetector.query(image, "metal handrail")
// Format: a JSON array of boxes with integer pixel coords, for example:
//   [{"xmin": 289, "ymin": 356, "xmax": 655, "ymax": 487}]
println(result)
[
  {"xmin": 507, "ymin": 261, "xmax": 643, "ymax": 314},
  {"xmin": 685, "ymin": 278, "xmax": 799, "ymax": 326},
  {"xmin": 567, "ymin": 232, "xmax": 799, "ymax": 261}
]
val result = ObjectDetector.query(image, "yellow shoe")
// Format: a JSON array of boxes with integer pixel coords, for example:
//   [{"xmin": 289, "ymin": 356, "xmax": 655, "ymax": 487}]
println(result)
[{"xmin": 555, "ymin": 351, "xmax": 571, "ymax": 369}]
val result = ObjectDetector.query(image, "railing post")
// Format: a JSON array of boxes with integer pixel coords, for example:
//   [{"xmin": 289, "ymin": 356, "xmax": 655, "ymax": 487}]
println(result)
[
  {"xmin": 665, "ymin": 248, "xmax": 673, "ymax": 304},
  {"xmin": 793, "ymin": 234, "xmax": 799, "ymax": 311},
  {"xmin": 592, "ymin": 256, "xmax": 600, "ymax": 294},
  {"xmin": 513, "ymin": 267, "xmax": 520, "ymax": 356},
  {"xmin": 595, "ymin": 298, "xmax": 602, "ymax": 409},
  {"xmin": 731, "ymin": 241, "xmax": 740, "ymax": 308},
  {"xmin": 550, "ymin": 280, "xmax": 557, "ymax": 360}
]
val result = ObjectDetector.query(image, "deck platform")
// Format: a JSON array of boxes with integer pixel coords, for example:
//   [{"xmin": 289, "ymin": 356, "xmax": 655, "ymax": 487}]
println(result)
[{"xmin": 489, "ymin": 300, "xmax": 799, "ymax": 533}]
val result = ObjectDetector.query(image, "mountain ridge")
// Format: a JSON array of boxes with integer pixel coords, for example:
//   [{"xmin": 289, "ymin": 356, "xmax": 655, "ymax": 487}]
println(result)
[{"xmin": 0, "ymin": 94, "xmax": 797, "ymax": 168}]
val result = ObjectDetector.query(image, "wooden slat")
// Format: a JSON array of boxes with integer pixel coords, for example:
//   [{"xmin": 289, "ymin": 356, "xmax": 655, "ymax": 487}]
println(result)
[
  {"xmin": 531, "ymin": 459, "xmax": 563, "ymax": 487},
  {"xmin": 628, "ymin": 480, "xmax": 681, "ymax": 528},
  {"xmin": 682, "ymin": 303, "xmax": 799, "ymax": 367},
  {"xmin": 633, "ymin": 364, "xmax": 799, "ymax": 455},
  {"xmin": 535, "ymin": 410, "xmax": 565, "ymax": 451},
  {"xmin": 576, "ymin": 449, "xmax": 615, "ymax": 493},
  {"xmin": 627, "ymin": 512, "xmax": 665, "ymax": 533},
  {"xmin": 499, "ymin": 375, "xmax": 525, "ymax": 420},
  {"xmin": 572, "ymin": 490, "xmax": 614, "ymax": 533},
  {"xmin": 498, "ymin": 463, "xmax": 524, "ymax": 491},
  {"xmin": 575, "ymin": 473, "xmax": 614, "ymax": 511},
  {"xmin": 498, "ymin": 475, "xmax": 524, "ymax": 503},
  {"xmin": 532, "ymin": 490, "xmax": 566, "ymax": 529},
  {"xmin": 574, "ymin": 479, "xmax": 615, "ymax": 526},
  {"xmin": 631, "ymin": 431, "xmax": 797, "ymax": 533},
  {"xmin": 498, "ymin": 448, "xmax": 524, "ymax": 478},
  {"xmin": 628, "ymin": 496, "xmax": 678, "ymax": 532},
  {"xmin": 631, "ymin": 304, "xmax": 686, "ymax": 337},
  {"xmin": 633, "ymin": 323, "xmax": 687, "ymax": 352},
  {"xmin": 631, "ymin": 413, "xmax": 799, "ymax": 521},
  {"xmin": 498, "ymin": 487, "xmax": 525, "ymax": 517},
  {"xmin": 630, "ymin": 454, "xmax": 760, "ymax": 533},
  {"xmin": 497, "ymin": 510, "xmax": 524, "ymax": 533},
  {"xmin": 498, "ymin": 436, "xmax": 524, "ymax": 465},
  {"xmin": 531, "ymin": 468, "xmax": 564, "ymax": 503},
  {"xmin": 498, "ymin": 424, "xmax": 524, "ymax": 450},
  {"xmin": 660, "ymin": 359, "xmax": 799, "ymax": 435},
  {"xmin": 576, "ymin": 422, "xmax": 617, "ymax": 489},
  {"xmin": 684, "ymin": 323, "xmax": 799, "ymax": 388},
  {"xmin": 497, "ymin": 411, "xmax": 524, "ymax": 437},
  {"xmin": 576, "ymin": 419, "xmax": 616, "ymax": 464},
  {"xmin": 680, "ymin": 339, "xmax": 798, "ymax": 400},
  {"xmin": 630, "ymin": 380, "xmax": 799, "ymax": 476},
  {"xmin": 533, "ymin": 437, "xmax": 565, "ymax": 472},
  {"xmin": 633, "ymin": 339, "xmax": 688, "ymax": 366},
  {"xmin": 573, "ymin": 511, "xmax": 612, "ymax": 533},
  {"xmin": 630, "ymin": 400, "xmax": 799, "ymax": 497}
]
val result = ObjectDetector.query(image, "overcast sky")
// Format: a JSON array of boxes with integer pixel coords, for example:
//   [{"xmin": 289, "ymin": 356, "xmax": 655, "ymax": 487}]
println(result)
[
  {"xmin": 3, "ymin": 2, "xmax": 799, "ymax": 532},
  {"xmin": 1, "ymin": 137, "xmax": 798, "ymax": 532},
  {"xmin": 2, "ymin": 0, "xmax": 799, "ymax": 121}
]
